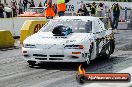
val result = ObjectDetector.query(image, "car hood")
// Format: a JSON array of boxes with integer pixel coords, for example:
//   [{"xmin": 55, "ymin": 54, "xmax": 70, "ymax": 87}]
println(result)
[
  {"xmin": 24, "ymin": 32, "xmax": 93, "ymax": 50},
  {"xmin": 24, "ymin": 32, "xmax": 91, "ymax": 45}
]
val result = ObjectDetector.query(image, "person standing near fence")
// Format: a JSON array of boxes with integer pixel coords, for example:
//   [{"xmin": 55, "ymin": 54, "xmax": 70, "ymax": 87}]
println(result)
[
  {"xmin": 23, "ymin": 0, "xmax": 28, "ymax": 12},
  {"xmin": 97, "ymin": 3, "xmax": 105, "ymax": 17},
  {"xmin": 79, "ymin": 1, "xmax": 84, "ymax": 9},
  {"xmin": 57, "ymin": 0, "xmax": 66, "ymax": 17},
  {"xmin": 91, "ymin": 2, "xmax": 97, "ymax": 16},
  {"xmin": 0, "ymin": 3, "xmax": 4, "ymax": 18},
  {"xmin": 38, "ymin": 2, "xmax": 42, "ymax": 7},
  {"xmin": 18, "ymin": 0, "xmax": 23, "ymax": 14},
  {"xmin": 77, "ymin": 4, "xmax": 89, "ymax": 16},
  {"xmin": 112, "ymin": 3, "xmax": 121, "ymax": 30},
  {"xmin": 45, "ymin": 0, "xmax": 55, "ymax": 19},
  {"xmin": 4, "ymin": 3, "xmax": 12, "ymax": 18},
  {"xmin": 11, "ymin": 2, "xmax": 17, "ymax": 17}
]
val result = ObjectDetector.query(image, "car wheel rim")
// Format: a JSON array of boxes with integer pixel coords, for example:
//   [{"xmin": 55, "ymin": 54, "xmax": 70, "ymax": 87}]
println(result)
[
  {"xmin": 106, "ymin": 44, "xmax": 110, "ymax": 55},
  {"xmin": 86, "ymin": 57, "xmax": 90, "ymax": 65}
]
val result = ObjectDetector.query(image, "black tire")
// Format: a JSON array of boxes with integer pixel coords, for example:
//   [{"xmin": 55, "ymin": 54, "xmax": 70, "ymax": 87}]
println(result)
[
  {"xmin": 89, "ymin": 43, "xmax": 94, "ymax": 58},
  {"xmin": 103, "ymin": 39, "xmax": 115, "ymax": 59},
  {"xmin": 109, "ymin": 39, "xmax": 115, "ymax": 54},
  {"xmin": 84, "ymin": 43, "xmax": 94, "ymax": 66},
  {"xmin": 27, "ymin": 61, "xmax": 36, "ymax": 66},
  {"xmin": 101, "ymin": 42, "xmax": 111, "ymax": 59}
]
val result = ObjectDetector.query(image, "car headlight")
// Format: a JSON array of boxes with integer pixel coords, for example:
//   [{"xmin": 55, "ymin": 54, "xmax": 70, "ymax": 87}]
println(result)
[
  {"xmin": 64, "ymin": 45, "xmax": 84, "ymax": 49},
  {"xmin": 24, "ymin": 44, "xmax": 36, "ymax": 48}
]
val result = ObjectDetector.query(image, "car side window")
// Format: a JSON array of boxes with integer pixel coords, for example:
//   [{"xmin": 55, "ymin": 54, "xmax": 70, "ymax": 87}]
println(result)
[
  {"xmin": 93, "ymin": 20, "xmax": 102, "ymax": 33},
  {"xmin": 85, "ymin": 21, "xmax": 92, "ymax": 33}
]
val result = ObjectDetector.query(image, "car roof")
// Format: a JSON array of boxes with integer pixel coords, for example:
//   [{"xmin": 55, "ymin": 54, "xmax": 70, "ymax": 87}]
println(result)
[{"xmin": 54, "ymin": 16, "xmax": 99, "ymax": 21}]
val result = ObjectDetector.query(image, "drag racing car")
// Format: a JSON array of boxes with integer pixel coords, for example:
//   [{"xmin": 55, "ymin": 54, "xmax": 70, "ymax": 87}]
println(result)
[{"xmin": 22, "ymin": 16, "xmax": 115, "ymax": 66}]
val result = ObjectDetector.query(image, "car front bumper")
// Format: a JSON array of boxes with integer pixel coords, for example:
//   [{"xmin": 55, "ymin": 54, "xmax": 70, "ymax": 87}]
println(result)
[{"xmin": 22, "ymin": 47, "xmax": 88, "ymax": 63}]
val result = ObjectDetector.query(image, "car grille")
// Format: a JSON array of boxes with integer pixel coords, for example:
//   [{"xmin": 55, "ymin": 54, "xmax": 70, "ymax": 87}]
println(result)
[
  {"xmin": 35, "ymin": 58, "xmax": 47, "ymax": 60},
  {"xmin": 34, "ymin": 54, "xmax": 64, "ymax": 61},
  {"xmin": 49, "ymin": 55, "xmax": 64, "ymax": 57},
  {"xmin": 49, "ymin": 58, "xmax": 63, "ymax": 60},
  {"xmin": 33, "ymin": 54, "xmax": 47, "ymax": 57}
]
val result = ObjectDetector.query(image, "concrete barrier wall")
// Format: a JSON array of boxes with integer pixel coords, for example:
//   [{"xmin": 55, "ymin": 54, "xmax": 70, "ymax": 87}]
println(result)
[
  {"xmin": 20, "ymin": 20, "xmax": 47, "ymax": 44},
  {"xmin": 0, "ymin": 17, "xmax": 46, "ymax": 36},
  {"xmin": 0, "ymin": 30, "xmax": 15, "ymax": 48}
]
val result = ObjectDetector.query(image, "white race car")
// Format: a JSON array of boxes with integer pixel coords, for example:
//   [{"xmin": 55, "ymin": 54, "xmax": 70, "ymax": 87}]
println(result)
[{"xmin": 22, "ymin": 16, "xmax": 115, "ymax": 66}]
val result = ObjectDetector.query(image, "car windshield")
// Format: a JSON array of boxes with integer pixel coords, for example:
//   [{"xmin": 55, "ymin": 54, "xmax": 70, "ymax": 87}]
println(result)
[
  {"xmin": 41, "ymin": 19, "xmax": 92, "ymax": 33},
  {"xmin": 28, "ymin": 8, "xmax": 44, "ymax": 13}
]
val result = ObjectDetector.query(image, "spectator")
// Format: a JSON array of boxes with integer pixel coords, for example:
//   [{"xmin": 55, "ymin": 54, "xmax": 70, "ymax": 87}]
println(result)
[
  {"xmin": 112, "ymin": 3, "xmax": 121, "ymax": 30},
  {"xmin": 38, "ymin": 2, "xmax": 42, "ymax": 7},
  {"xmin": 97, "ymin": 3, "xmax": 105, "ymax": 17},
  {"xmin": 53, "ymin": 3, "xmax": 57, "ymax": 15},
  {"xmin": 57, "ymin": 0, "xmax": 66, "ymax": 17},
  {"xmin": 91, "ymin": 2, "xmax": 97, "ymax": 16},
  {"xmin": 18, "ymin": 0, "xmax": 23, "ymax": 14},
  {"xmin": 77, "ymin": 4, "xmax": 89, "ymax": 16},
  {"xmin": 12, "ymin": 0, "xmax": 17, "ymax": 5},
  {"xmin": 23, "ymin": 0, "xmax": 28, "ymax": 12},
  {"xmin": 86, "ymin": 3, "xmax": 91, "ymax": 15},
  {"xmin": 11, "ymin": 2, "xmax": 17, "ymax": 17},
  {"xmin": 79, "ymin": 1, "xmax": 84, "ymax": 9},
  {"xmin": 45, "ymin": 0, "xmax": 55, "ymax": 19},
  {"xmin": 29, "ymin": 1, "xmax": 35, "ymax": 7},
  {"xmin": 0, "ymin": 4, "xmax": 4, "ymax": 18},
  {"xmin": 4, "ymin": 3, "xmax": 12, "ymax": 18}
]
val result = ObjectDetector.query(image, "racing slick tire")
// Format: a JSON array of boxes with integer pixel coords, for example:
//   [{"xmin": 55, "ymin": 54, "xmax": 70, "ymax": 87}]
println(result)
[
  {"xmin": 84, "ymin": 43, "xmax": 94, "ymax": 66},
  {"xmin": 103, "ymin": 39, "xmax": 115, "ymax": 59},
  {"xmin": 109, "ymin": 39, "xmax": 115, "ymax": 54},
  {"xmin": 27, "ymin": 61, "xmax": 36, "ymax": 67}
]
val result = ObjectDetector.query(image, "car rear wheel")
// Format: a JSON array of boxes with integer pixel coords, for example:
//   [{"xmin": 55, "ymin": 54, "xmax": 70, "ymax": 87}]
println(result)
[
  {"xmin": 84, "ymin": 43, "xmax": 94, "ymax": 66},
  {"xmin": 103, "ymin": 39, "xmax": 115, "ymax": 59},
  {"xmin": 109, "ymin": 39, "xmax": 115, "ymax": 54},
  {"xmin": 105, "ymin": 43, "xmax": 110, "ymax": 59}
]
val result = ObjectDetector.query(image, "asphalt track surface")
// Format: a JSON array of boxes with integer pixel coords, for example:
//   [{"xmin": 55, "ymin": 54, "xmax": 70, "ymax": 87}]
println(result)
[{"xmin": 0, "ymin": 29, "xmax": 132, "ymax": 87}]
